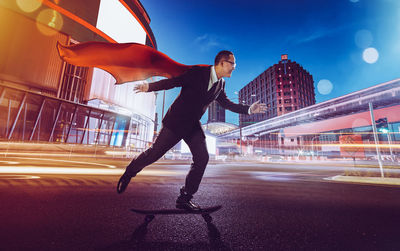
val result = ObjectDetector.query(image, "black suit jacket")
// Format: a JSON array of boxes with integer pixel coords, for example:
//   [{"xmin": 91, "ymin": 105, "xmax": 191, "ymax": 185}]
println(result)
[{"xmin": 148, "ymin": 66, "xmax": 250, "ymax": 137}]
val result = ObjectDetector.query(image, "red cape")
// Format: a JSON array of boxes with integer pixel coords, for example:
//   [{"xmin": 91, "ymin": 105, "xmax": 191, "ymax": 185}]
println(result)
[{"xmin": 56, "ymin": 41, "xmax": 209, "ymax": 84}]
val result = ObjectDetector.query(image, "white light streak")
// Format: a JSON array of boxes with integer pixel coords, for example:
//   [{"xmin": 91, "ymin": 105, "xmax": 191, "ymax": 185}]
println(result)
[
  {"xmin": 0, "ymin": 167, "xmax": 184, "ymax": 176},
  {"xmin": 15, "ymin": 157, "xmax": 117, "ymax": 169}
]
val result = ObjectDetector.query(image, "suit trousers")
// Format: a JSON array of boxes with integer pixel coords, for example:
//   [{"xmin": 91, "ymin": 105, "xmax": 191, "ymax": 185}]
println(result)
[{"xmin": 126, "ymin": 126, "xmax": 209, "ymax": 195}]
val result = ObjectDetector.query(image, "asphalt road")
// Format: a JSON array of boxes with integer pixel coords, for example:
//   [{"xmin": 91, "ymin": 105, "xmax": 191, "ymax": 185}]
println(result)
[{"xmin": 1, "ymin": 157, "xmax": 400, "ymax": 250}]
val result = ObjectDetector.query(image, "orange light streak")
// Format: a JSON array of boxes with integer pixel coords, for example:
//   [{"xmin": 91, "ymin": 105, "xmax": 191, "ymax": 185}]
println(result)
[
  {"xmin": 15, "ymin": 157, "xmax": 116, "ymax": 168},
  {"xmin": 0, "ymin": 152, "xmax": 103, "ymax": 158},
  {"xmin": 0, "ymin": 167, "xmax": 182, "ymax": 176},
  {"xmin": 41, "ymin": 0, "xmax": 116, "ymax": 43},
  {"xmin": 75, "ymin": 128, "xmax": 130, "ymax": 133},
  {"xmin": 0, "ymin": 166, "xmax": 123, "ymax": 175}
]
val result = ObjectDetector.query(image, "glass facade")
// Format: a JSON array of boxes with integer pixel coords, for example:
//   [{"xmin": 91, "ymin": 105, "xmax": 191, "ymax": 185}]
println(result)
[{"xmin": 0, "ymin": 84, "xmax": 130, "ymax": 146}]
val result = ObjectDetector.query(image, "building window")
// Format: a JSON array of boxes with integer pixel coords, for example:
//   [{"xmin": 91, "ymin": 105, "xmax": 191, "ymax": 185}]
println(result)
[
  {"xmin": 284, "ymin": 99, "xmax": 291, "ymax": 104},
  {"xmin": 60, "ymin": 63, "xmax": 88, "ymax": 103},
  {"xmin": 285, "ymin": 107, "xmax": 292, "ymax": 112}
]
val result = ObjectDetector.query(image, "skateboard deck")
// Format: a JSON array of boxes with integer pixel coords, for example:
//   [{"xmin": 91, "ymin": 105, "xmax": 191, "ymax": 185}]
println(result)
[{"xmin": 131, "ymin": 205, "xmax": 222, "ymax": 223}]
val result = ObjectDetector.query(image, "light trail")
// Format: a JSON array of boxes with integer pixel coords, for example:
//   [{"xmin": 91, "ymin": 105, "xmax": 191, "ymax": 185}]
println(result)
[
  {"xmin": 13, "ymin": 157, "xmax": 116, "ymax": 169},
  {"xmin": 0, "ymin": 152, "xmax": 101, "ymax": 158},
  {"xmin": 308, "ymin": 143, "xmax": 400, "ymax": 149},
  {"xmin": 0, "ymin": 166, "xmax": 184, "ymax": 176},
  {"xmin": 0, "ymin": 160, "xmax": 19, "ymax": 164}
]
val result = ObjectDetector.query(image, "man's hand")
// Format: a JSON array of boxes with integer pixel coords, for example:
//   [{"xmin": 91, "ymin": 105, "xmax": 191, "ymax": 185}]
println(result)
[
  {"xmin": 250, "ymin": 100, "xmax": 267, "ymax": 114},
  {"xmin": 133, "ymin": 81, "xmax": 149, "ymax": 93}
]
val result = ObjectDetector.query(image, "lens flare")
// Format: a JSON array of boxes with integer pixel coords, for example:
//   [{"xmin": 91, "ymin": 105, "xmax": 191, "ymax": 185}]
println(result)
[
  {"xmin": 36, "ymin": 9, "xmax": 63, "ymax": 36},
  {"xmin": 16, "ymin": 0, "xmax": 42, "ymax": 13},
  {"xmin": 355, "ymin": 29, "xmax": 373, "ymax": 48},
  {"xmin": 363, "ymin": 47, "xmax": 379, "ymax": 64},
  {"xmin": 317, "ymin": 79, "xmax": 333, "ymax": 95}
]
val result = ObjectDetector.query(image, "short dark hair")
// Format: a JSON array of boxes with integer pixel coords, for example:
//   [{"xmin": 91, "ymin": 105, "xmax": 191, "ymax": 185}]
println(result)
[{"xmin": 214, "ymin": 50, "xmax": 233, "ymax": 65}]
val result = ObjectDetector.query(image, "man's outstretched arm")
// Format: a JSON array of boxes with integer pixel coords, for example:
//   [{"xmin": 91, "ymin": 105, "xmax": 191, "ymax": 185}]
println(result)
[
  {"xmin": 134, "ymin": 67, "xmax": 197, "ymax": 93},
  {"xmin": 216, "ymin": 91, "xmax": 267, "ymax": 114},
  {"xmin": 216, "ymin": 91, "xmax": 250, "ymax": 114}
]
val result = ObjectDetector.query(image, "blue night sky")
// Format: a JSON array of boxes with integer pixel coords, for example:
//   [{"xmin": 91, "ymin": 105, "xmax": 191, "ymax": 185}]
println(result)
[{"xmin": 141, "ymin": 0, "xmax": 400, "ymax": 126}]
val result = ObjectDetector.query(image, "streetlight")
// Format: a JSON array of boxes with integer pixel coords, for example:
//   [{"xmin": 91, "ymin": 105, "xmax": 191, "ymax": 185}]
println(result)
[
  {"xmin": 311, "ymin": 135, "xmax": 319, "ymax": 160},
  {"xmin": 233, "ymin": 91, "xmax": 246, "ymax": 156},
  {"xmin": 369, "ymin": 102, "xmax": 384, "ymax": 178}
]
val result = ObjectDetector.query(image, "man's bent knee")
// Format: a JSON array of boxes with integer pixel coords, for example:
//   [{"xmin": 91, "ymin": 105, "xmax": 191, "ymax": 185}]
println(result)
[{"xmin": 193, "ymin": 152, "xmax": 209, "ymax": 166}]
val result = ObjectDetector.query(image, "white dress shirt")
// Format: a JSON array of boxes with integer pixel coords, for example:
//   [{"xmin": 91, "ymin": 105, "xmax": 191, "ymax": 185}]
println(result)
[{"xmin": 208, "ymin": 66, "xmax": 220, "ymax": 91}]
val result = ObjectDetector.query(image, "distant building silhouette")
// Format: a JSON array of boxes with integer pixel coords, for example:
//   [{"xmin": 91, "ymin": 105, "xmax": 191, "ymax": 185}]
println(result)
[
  {"xmin": 239, "ymin": 54, "xmax": 315, "ymax": 127},
  {"xmin": 208, "ymin": 101, "xmax": 225, "ymax": 123}
]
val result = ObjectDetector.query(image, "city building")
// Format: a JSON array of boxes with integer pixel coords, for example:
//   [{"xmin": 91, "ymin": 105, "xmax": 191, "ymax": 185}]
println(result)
[
  {"xmin": 238, "ymin": 54, "xmax": 315, "ymax": 127},
  {"xmin": 0, "ymin": 0, "xmax": 157, "ymax": 150},
  {"xmin": 208, "ymin": 101, "xmax": 225, "ymax": 123}
]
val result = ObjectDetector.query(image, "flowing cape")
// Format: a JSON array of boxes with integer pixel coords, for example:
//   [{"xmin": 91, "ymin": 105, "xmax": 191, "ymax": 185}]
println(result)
[{"xmin": 56, "ymin": 41, "xmax": 208, "ymax": 84}]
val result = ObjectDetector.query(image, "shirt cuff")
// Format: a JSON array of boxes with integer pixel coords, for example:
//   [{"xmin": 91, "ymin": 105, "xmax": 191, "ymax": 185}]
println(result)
[{"xmin": 248, "ymin": 107, "xmax": 252, "ymax": 115}]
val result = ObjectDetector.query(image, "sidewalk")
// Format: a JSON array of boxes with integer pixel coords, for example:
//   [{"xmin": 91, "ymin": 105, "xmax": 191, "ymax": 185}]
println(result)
[{"xmin": 326, "ymin": 175, "xmax": 400, "ymax": 186}]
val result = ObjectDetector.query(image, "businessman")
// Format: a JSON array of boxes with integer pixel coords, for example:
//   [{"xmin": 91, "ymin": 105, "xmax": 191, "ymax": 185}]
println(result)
[{"xmin": 117, "ymin": 50, "xmax": 267, "ymax": 210}]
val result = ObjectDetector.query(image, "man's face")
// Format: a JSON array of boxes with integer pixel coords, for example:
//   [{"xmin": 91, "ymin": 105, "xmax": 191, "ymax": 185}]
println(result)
[{"xmin": 221, "ymin": 54, "xmax": 236, "ymax": 78}]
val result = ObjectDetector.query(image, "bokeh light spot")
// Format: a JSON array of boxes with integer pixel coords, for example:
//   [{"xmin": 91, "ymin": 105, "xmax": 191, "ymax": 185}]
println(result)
[
  {"xmin": 363, "ymin": 47, "xmax": 379, "ymax": 64},
  {"xmin": 317, "ymin": 79, "xmax": 333, "ymax": 95},
  {"xmin": 36, "ymin": 9, "xmax": 63, "ymax": 36},
  {"xmin": 16, "ymin": 0, "xmax": 42, "ymax": 13},
  {"xmin": 355, "ymin": 29, "xmax": 373, "ymax": 48}
]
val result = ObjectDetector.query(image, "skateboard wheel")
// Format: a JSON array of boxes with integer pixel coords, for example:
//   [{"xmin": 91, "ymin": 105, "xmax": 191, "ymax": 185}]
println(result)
[
  {"xmin": 202, "ymin": 213, "xmax": 212, "ymax": 223},
  {"xmin": 145, "ymin": 214, "xmax": 155, "ymax": 222}
]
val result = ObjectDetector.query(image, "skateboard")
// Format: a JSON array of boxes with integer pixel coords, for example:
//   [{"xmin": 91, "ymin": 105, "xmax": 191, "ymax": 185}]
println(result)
[{"xmin": 131, "ymin": 205, "xmax": 222, "ymax": 223}]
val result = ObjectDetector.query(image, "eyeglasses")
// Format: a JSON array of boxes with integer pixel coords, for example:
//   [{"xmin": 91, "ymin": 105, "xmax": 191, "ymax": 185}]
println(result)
[{"xmin": 224, "ymin": 60, "xmax": 236, "ymax": 68}]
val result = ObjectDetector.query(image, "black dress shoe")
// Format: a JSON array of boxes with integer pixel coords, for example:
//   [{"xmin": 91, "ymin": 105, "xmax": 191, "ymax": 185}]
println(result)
[
  {"xmin": 176, "ymin": 200, "xmax": 201, "ymax": 211},
  {"xmin": 175, "ymin": 186, "xmax": 201, "ymax": 210},
  {"xmin": 116, "ymin": 172, "xmax": 133, "ymax": 194}
]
